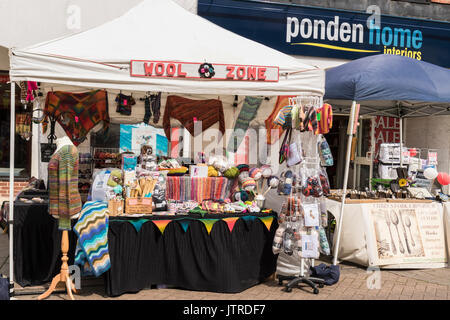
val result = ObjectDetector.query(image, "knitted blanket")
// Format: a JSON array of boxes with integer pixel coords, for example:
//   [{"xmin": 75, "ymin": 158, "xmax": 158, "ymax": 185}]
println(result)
[{"xmin": 74, "ymin": 201, "xmax": 110, "ymax": 277}]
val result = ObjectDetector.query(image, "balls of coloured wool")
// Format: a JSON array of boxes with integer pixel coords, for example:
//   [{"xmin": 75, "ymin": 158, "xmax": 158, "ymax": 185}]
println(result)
[
  {"xmin": 242, "ymin": 177, "xmax": 256, "ymax": 192},
  {"xmin": 208, "ymin": 166, "xmax": 219, "ymax": 177},
  {"xmin": 223, "ymin": 167, "xmax": 240, "ymax": 179},
  {"xmin": 261, "ymin": 165, "xmax": 273, "ymax": 178},
  {"xmin": 107, "ymin": 169, "xmax": 123, "ymax": 187},
  {"xmin": 280, "ymin": 170, "xmax": 293, "ymax": 195},
  {"xmin": 234, "ymin": 189, "xmax": 249, "ymax": 202},
  {"xmin": 249, "ymin": 167, "xmax": 262, "ymax": 181}
]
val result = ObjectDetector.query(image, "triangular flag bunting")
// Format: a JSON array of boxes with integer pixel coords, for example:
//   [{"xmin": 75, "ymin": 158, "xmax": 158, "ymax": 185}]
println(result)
[
  {"xmin": 152, "ymin": 220, "xmax": 172, "ymax": 234},
  {"xmin": 127, "ymin": 219, "xmax": 149, "ymax": 233},
  {"xmin": 258, "ymin": 216, "xmax": 274, "ymax": 231},
  {"xmin": 222, "ymin": 217, "xmax": 239, "ymax": 233},
  {"xmin": 177, "ymin": 219, "xmax": 192, "ymax": 233},
  {"xmin": 241, "ymin": 215, "xmax": 257, "ymax": 227},
  {"xmin": 199, "ymin": 219, "xmax": 219, "ymax": 235}
]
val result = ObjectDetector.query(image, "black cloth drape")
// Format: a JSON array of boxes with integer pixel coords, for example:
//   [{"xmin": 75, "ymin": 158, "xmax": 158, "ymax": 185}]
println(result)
[
  {"xmin": 13, "ymin": 201, "xmax": 77, "ymax": 287},
  {"xmin": 12, "ymin": 202, "xmax": 277, "ymax": 296},
  {"xmin": 105, "ymin": 213, "xmax": 277, "ymax": 297}
]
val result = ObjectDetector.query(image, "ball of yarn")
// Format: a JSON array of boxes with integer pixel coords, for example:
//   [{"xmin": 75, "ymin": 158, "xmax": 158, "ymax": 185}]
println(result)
[
  {"xmin": 249, "ymin": 167, "xmax": 262, "ymax": 181},
  {"xmin": 208, "ymin": 166, "xmax": 219, "ymax": 177},
  {"xmin": 224, "ymin": 167, "xmax": 239, "ymax": 179},
  {"xmin": 261, "ymin": 165, "xmax": 273, "ymax": 178},
  {"xmin": 242, "ymin": 177, "xmax": 256, "ymax": 191},
  {"xmin": 234, "ymin": 189, "xmax": 249, "ymax": 202},
  {"xmin": 267, "ymin": 176, "xmax": 280, "ymax": 188}
]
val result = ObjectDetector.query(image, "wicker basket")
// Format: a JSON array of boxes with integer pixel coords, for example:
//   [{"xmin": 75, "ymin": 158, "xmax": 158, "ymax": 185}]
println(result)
[
  {"xmin": 125, "ymin": 197, "xmax": 153, "ymax": 214},
  {"xmin": 108, "ymin": 199, "xmax": 124, "ymax": 216}
]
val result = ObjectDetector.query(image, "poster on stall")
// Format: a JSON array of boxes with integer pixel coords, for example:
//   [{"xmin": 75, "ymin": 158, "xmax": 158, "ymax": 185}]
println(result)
[
  {"xmin": 120, "ymin": 123, "xmax": 168, "ymax": 156},
  {"xmin": 363, "ymin": 202, "xmax": 447, "ymax": 266}
]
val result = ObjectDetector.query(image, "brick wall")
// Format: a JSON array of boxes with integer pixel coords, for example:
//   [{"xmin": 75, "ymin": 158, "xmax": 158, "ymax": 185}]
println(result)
[{"xmin": 0, "ymin": 181, "xmax": 30, "ymax": 203}]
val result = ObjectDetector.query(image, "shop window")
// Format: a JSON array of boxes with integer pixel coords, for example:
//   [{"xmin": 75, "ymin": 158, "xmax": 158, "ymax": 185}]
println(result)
[{"xmin": 0, "ymin": 75, "xmax": 31, "ymax": 178}]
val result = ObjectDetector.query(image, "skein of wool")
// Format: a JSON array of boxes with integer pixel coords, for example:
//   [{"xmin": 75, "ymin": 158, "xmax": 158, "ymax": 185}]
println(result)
[
  {"xmin": 224, "ymin": 167, "xmax": 239, "ymax": 179},
  {"xmin": 208, "ymin": 166, "xmax": 219, "ymax": 177}
]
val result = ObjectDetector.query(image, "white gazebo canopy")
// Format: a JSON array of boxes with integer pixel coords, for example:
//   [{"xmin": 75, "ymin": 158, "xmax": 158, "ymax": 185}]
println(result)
[{"xmin": 9, "ymin": 0, "xmax": 324, "ymax": 96}]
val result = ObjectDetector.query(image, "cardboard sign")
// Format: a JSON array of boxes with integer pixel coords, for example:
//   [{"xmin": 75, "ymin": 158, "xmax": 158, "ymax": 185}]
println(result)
[{"xmin": 130, "ymin": 60, "xmax": 279, "ymax": 82}]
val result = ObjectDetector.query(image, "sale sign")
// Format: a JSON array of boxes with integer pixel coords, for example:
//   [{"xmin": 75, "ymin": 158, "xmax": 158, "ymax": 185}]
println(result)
[
  {"xmin": 370, "ymin": 116, "xmax": 400, "ymax": 160},
  {"xmin": 130, "ymin": 60, "xmax": 279, "ymax": 82}
]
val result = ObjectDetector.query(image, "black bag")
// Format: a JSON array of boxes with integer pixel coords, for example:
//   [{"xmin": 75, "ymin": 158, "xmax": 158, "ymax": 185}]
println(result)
[
  {"xmin": 310, "ymin": 263, "xmax": 340, "ymax": 285},
  {"xmin": 0, "ymin": 275, "xmax": 10, "ymax": 300}
]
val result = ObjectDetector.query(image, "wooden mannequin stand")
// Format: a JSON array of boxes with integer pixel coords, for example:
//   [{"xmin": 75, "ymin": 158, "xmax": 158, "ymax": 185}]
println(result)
[{"xmin": 38, "ymin": 230, "xmax": 77, "ymax": 300}]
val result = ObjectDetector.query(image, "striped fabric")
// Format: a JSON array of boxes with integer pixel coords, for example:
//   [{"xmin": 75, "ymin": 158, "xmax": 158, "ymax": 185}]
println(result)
[
  {"xmin": 74, "ymin": 201, "xmax": 110, "ymax": 277},
  {"xmin": 48, "ymin": 145, "xmax": 82, "ymax": 219},
  {"xmin": 166, "ymin": 177, "xmax": 232, "ymax": 202}
]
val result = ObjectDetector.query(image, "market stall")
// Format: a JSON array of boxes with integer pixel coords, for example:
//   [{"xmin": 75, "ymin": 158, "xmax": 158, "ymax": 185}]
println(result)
[
  {"xmin": 8, "ymin": 0, "xmax": 326, "ymax": 297},
  {"xmin": 323, "ymin": 54, "xmax": 450, "ymax": 266}
]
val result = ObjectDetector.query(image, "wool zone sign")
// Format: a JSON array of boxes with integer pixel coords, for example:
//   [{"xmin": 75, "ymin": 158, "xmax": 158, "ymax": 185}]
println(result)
[
  {"xmin": 130, "ymin": 60, "xmax": 279, "ymax": 82},
  {"xmin": 371, "ymin": 116, "xmax": 400, "ymax": 160}
]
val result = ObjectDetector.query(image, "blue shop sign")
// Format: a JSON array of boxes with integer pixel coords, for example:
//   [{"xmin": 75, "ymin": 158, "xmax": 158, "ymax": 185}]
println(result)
[{"xmin": 198, "ymin": 0, "xmax": 450, "ymax": 68}]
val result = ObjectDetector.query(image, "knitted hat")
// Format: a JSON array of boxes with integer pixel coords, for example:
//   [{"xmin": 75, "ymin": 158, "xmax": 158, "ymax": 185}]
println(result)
[
  {"xmin": 242, "ymin": 177, "xmax": 256, "ymax": 191},
  {"xmin": 236, "ymin": 164, "xmax": 249, "ymax": 174},
  {"xmin": 249, "ymin": 167, "xmax": 262, "ymax": 181}
]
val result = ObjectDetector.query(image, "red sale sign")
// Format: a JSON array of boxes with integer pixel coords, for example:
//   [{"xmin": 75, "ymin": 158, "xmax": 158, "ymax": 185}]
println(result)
[{"xmin": 370, "ymin": 116, "xmax": 401, "ymax": 160}]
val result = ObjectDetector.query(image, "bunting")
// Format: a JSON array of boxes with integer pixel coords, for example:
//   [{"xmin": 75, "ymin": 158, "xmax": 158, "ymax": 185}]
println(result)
[
  {"xmin": 127, "ymin": 219, "xmax": 149, "ymax": 233},
  {"xmin": 199, "ymin": 219, "xmax": 219, "ymax": 235},
  {"xmin": 241, "ymin": 215, "xmax": 257, "ymax": 228},
  {"xmin": 177, "ymin": 219, "xmax": 192, "ymax": 233},
  {"xmin": 258, "ymin": 216, "xmax": 274, "ymax": 231},
  {"xmin": 152, "ymin": 220, "xmax": 172, "ymax": 234},
  {"xmin": 222, "ymin": 217, "xmax": 239, "ymax": 233}
]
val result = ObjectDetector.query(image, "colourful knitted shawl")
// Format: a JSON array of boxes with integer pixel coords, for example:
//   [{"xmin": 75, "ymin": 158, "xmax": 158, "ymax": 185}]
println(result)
[
  {"xmin": 166, "ymin": 177, "xmax": 231, "ymax": 202},
  {"xmin": 43, "ymin": 90, "xmax": 109, "ymax": 146},
  {"xmin": 48, "ymin": 145, "xmax": 81, "ymax": 219},
  {"xmin": 74, "ymin": 201, "xmax": 110, "ymax": 277}
]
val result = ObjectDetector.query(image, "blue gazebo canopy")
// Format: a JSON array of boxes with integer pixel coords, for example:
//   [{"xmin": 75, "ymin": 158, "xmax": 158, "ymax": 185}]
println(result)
[{"xmin": 324, "ymin": 54, "xmax": 450, "ymax": 117}]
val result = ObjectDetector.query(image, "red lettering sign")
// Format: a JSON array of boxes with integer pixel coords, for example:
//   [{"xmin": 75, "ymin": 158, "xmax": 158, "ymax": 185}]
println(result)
[
  {"xmin": 247, "ymin": 67, "xmax": 256, "ymax": 80},
  {"xmin": 177, "ymin": 64, "xmax": 187, "ymax": 77},
  {"xmin": 166, "ymin": 63, "xmax": 176, "ymax": 77},
  {"xmin": 236, "ymin": 66, "xmax": 245, "ymax": 79},
  {"xmin": 226, "ymin": 66, "xmax": 235, "ymax": 79},
  {"xmin": 155, "ymin": 63, "xmax": 164, "ymax": 76},
  {"xmin": 258, "ymin": 67, "xmax": 267, "ymax": 80},
  {"xmin": 144, "ymin": 62, "xmax": 153, "ymax": 76}
]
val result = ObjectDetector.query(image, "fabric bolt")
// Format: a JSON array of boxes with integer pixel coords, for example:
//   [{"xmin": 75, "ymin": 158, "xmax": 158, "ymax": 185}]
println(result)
[
  {"xmin": 48, "ymin": 145, "xmax": 82, "ymax": 224},
  {"xmin": 163, "ymin": 95, "xmax": 225, "ymax": 140},
  {"xmin": 227, "ymin": 96, "xmax": 263, "ymax": 153},
  {"xmin": 43, "ymin": 90, "xmax": 109, "ymax": 146},
  {"xmin": 265, "ymin": 96, "xmax": 295, "ymax": 144},
  {"xmin": 74, "ymin": 201, "xmax": 110, "ymax": 277}
]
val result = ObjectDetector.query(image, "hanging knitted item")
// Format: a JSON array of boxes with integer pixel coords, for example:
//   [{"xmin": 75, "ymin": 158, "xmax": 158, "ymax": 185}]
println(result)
[
  {"xmin": 227, "ymin": 96, "xmax": 263, "ymax": 153},
  {"xmin": 151, "ymin": 92, "xmax": 162, "ymax": 124},
  {"xmin": 143, "ymin": 96, "xmax": 152, "ymax": 124},
  {"xmin": 115, "ymin": 93, "xmax": 136, "ymax": 116}
]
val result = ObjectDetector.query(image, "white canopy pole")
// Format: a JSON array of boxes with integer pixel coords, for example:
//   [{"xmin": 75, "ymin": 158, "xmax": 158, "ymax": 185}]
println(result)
[
  {"xmin": 332, "ymin": 100, "xmax": 357, "ymax": 265},
  {"xmin": 8, "ymin": 81, "xmax": 15, "ymax": 295}
]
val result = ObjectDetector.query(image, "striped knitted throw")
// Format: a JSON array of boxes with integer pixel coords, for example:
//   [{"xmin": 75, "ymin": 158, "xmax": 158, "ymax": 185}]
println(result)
[
  {"xmin": 166, "ymin": 177, "xmax": 231, "ymax": 202},
  {"xmin": 227, "ymin": 96, "xmax": 263, "ymax": 153},
  {"xmin": 73, "ymin": 201, "xmax": 110, "ymax": 277}
]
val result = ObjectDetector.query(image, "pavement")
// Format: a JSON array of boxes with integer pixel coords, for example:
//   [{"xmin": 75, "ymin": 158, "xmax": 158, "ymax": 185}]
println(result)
[{"xmin": 1, "ymin": 232, "xmax": 450, "ymax": 301}]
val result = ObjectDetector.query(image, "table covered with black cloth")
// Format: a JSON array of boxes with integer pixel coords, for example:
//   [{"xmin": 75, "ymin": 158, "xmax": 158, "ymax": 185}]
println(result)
[
  {"xmin": 104, "ymin": 212, "xmax": 278, "ymax": 297},
  {"xmin": 12, "ymin": 201, "xmax": 77, "ymax": 287}
]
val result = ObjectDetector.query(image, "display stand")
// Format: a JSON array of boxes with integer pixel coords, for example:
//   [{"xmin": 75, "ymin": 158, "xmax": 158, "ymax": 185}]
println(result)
[
  {"xmin": 38, "ymin": 230, "xmax": 77, "ymax": 300},
  {"xmin": 276, "ymin": 95, "xmax": 327, "ymax": 294},
  {"xmin": 277, "ymin": 259, "xmax": 324, "ymax": 294}
]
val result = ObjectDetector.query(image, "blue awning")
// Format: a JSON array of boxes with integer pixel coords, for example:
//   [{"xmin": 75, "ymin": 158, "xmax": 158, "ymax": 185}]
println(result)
[{"xmin": 325, "ymin": 54, "xmax": 450, "ymax": 103}]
